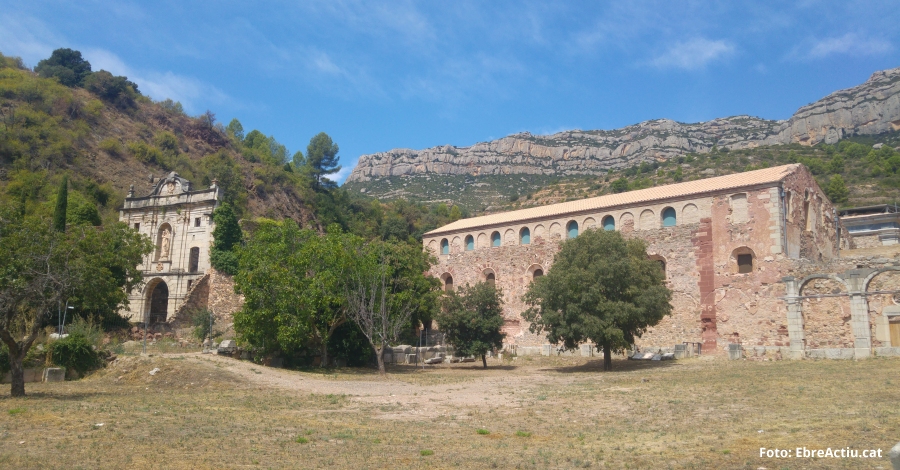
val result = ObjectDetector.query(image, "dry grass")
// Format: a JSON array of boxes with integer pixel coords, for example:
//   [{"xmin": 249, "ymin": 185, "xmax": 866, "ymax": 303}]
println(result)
[{"xmin": 0, "ymin": 354, "xmax": 897, "ymax": 469}]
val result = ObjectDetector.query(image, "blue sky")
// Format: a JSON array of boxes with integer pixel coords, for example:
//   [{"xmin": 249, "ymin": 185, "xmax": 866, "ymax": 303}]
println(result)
[{"xmin": 1, "ymin": 1, "xmax": 898, "ymax": 184}]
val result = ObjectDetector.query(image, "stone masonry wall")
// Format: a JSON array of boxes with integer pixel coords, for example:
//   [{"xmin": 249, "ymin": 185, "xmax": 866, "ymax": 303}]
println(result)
[{"xmin": 207, "ymin": 268, "xmax": 243, "ymax": 330}]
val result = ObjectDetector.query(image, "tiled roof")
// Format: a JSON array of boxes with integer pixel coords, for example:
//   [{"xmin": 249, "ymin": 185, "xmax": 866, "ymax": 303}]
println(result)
[{"xmin": 425, "ymin": 164, "xmax": 799, "ymax": 236}]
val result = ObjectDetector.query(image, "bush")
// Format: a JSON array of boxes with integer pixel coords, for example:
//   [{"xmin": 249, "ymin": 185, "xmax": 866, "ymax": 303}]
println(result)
[
  {"xmin": 99, "ymin": 138, "xmax": 122, "ymax": 157},
  {"xmin": 49, "ymin": 333, "xmax": 101, "ymax": 376}
]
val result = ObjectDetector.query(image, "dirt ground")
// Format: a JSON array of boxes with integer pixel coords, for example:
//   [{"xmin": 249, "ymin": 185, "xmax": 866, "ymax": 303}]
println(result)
[{"xmin": 0, "ymin": 353, "xmax": 897, "ymax": 469}]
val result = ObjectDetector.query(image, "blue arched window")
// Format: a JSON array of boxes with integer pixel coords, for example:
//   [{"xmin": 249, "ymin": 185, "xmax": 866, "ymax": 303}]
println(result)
[
  {"xmin": 662, "ymin": 207, "xmax": 677, "ymax": 227},
  {"xmin": 465, "ymin": 235, "xmax": 474, "ymax": 251},
  {"xmin": 440, "ymin": 239, "xmax": 449, "ymax": 255},
  {"xmin": 567, "ymin": 221, "xmax": 579, "ymax": 239},
  {"xmin": 491, "ymin": 231, "xmax": 501, "ymax": 247},
  {"xmin": 602, "ymin": 216, "xmax": 615, "ymax": 231},
  {"xmin": 520, "ymin": 227, "xmax": 531, "ymax": 245}
]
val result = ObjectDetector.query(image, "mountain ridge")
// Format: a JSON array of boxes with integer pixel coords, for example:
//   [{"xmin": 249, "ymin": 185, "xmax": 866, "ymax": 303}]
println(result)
[{"xmin": 346, "ymin": 66, "xmax": 900, "ymax": 184}]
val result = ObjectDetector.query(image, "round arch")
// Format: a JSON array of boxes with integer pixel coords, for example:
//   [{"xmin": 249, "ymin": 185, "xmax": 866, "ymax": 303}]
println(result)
[{"xmin": 144, "ymin": 277, "xmax": 169, "ymax": 324}]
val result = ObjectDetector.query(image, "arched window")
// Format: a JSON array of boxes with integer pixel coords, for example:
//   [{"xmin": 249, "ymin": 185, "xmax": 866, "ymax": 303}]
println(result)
[
  {"xmin": 567, "ymin": 221, "xmax": 579, "ymax": 239},
  {"xmin": 486, "ymin": 272, "xmax": 495, "ymax": 287},
  {"xmin": 444, "ymin": 275, "xmax": 454, "ymax": 292},
  {"xmin": 520, "ymin": 227, "xmax": 531, "ymax": 245},
  {"xmin": 656, "ymin": 259, "xmax": 666, "ymax": 279},
  {"xmin": 602, "ymin": 215, "xmax": 615, "ymax": 231},
  {"xmin": 465, "ymin": 235, "xmax": 474, "ymax": 251},
  {"xmin": 440, "ymin": 239, "xmax": 449, "ymax": 255},
  {"xmin": 533, "ymin": 269, "xmax": 543, "ymax": 279},
  {"xmin": 491, "ymin": 231, "xmax": 501, "ymax": 247},
  {"xmin": 662, "ymin": 207, "xmax": 676, "ymax": 227},
  {"xmin": 188, "ymin": 247, "xmax": 200, "ymax": 273}
]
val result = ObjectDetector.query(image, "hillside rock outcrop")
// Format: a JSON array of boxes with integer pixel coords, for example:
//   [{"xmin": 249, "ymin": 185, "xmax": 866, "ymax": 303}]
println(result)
[{"xmin": 346, "ymin": 66, "xmax": 900, "ymax": 183}]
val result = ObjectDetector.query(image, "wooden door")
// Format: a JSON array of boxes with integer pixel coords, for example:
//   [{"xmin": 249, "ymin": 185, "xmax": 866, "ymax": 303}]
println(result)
[{"xmin": 890, "ymin": 320, "xmax": 900, "ymax": 347}]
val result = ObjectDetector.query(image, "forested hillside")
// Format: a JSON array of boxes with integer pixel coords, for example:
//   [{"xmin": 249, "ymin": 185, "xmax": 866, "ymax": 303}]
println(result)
[{"xmin": 0, "ymin": 49, "xmax": 465, "ymax": 241}]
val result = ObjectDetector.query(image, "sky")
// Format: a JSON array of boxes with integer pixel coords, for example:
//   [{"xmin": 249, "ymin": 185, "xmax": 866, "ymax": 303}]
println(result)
[{"xmin": 1, "ymin": 1, "xmax": 898, "ymax": 184}]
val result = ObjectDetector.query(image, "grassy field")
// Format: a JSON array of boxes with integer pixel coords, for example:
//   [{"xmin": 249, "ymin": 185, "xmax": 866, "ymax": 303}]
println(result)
[{"xmin": 0, "ymin": 354, "xmax": 897, "ymax": 469}]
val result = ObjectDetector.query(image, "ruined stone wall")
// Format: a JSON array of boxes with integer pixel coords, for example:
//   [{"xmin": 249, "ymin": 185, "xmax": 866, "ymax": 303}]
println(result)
[
  {"xmin": 207, "ymin": 268, "xmax": 243, "ymax": 329},
  {"xmin": 167, "ymin": 273, "xmax": 211, "ymax": 328},
  {"xmin": 850, "ymin": 234, "xmax": 883, "ymax": 249}
]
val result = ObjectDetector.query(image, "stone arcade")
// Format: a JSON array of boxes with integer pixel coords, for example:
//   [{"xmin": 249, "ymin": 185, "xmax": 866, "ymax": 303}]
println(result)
[
  {"xmin": 422, "ymin": 163, "xmax": 893, "ymax": 357},
  {"xmin": 119, "ymin": 172, "xmax": 221, "ymax": 324}
]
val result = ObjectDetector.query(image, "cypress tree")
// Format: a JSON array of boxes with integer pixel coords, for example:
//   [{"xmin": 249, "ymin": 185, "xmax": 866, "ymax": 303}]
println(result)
[{"xmin": 53, "ymin": 176, "xmax": 68, "ymax": 232}]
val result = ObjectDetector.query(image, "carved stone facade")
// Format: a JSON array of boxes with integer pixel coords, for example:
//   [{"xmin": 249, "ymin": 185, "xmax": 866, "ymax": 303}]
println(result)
[
  {"xmin": 119, "ymin": 172, "xmax": 221, "ymax": 324},
  {"xmin": 423, "ymin": 164, "xmax": 842, "ymax": 355}
]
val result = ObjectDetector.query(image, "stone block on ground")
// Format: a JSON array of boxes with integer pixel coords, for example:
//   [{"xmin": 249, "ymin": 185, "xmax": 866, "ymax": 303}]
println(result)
[
  {"xmin": 217, "ymin": 339, "xmax": 237, "ymax": 355},
  {"xmin": 424, "ymin": 355, "xmax": 444, "ymax": 364},
  {"xmin": 42, "ymin": 368, "xmax": 65, "ymax": 382},
  {"xmin": 661, "ymin": 353, "xmax": 675, "ymax": 360}
]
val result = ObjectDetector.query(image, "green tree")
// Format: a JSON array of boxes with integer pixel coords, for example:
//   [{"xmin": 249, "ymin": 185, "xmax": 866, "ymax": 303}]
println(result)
[
  {"xmin": 233, "ymin": 221, "xmax": 361, "ymax": 366},
  {"xmin": 611, "ymin": 177, "xmax": 629, "ymax": 193},
  {"xmin": 305, "ymin": 132, "xmax": 342, "ymax": 189},
  {"xmin": 0, "ymin": 209, "xmax": 151, "ymax": 396},
  {"xmin": 210, "ymin": 202, "xmax": 241, "ymax": 274},
  {"xmin": 83, "ymin": 70, "xmax": 139, "ymax": 109},
  {"xmin": 53, "ymin": 175, "xmax": 68, "ymax": 232},
  {"xmin": 438, "ymin": 282, "xmax": 506, "ymax": 368},
  {"xmin": 449, "ymin": 205, "xmax": 462, "ymax": 222},
  {"xmin": 35, "ymin": 48, "xmax": 92, "ymax": 87},
  {"xmin": 226, "ymin": 118, "xmax": 244, "ymax": 141},
  {"xmin": 825, "ymin": 175, "xmax": 849, "ymax": 204},
  {"xmin": 828, "ymin": 154, "xmax": 845, "ymax": 175},
  {"xmin": 523, "ymin": 229, "xmax": 672, "ymax": 371}
]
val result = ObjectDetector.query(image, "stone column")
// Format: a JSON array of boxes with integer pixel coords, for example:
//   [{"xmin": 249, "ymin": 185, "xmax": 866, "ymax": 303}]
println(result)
[
  {"xmin": 782, "ymin": 277, "xmax": 805, "ymax": 359},
  {"xmin": 848, "ymin": 293, "xmax": 872, "ymax": 358},
  {"xmin": 843, "ymin": 270, "xmax": 873, "ymax": 359}
]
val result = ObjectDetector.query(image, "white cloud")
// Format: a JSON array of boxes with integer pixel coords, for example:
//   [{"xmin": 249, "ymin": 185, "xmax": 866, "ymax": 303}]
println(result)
[
  {"xmin": 807, "ymin": 33, "xmax": 892, "ymax": 59},
  {"xmin": 333, "ymin": 159, "xmax": 357, "ymax": 185},
  {"xmin": 649, "ymin": 38, "xmax": 734, "ymax": 70},
  {"xmin": 0, "ymin": 13, "xmax": 60, "ymax": 66},
  {"xmin": 84, "ymin": 48, "xmax": 231, "ymax": 113}
]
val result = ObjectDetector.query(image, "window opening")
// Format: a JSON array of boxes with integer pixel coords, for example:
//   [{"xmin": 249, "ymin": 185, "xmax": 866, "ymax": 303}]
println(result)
[{"xmin": 737, "ymin": 254, "xmax": 753, "ymax": 273}]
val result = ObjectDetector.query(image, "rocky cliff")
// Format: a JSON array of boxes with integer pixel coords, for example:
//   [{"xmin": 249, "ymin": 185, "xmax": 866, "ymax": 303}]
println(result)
[{"xmin": 347, "ymin": 66, "xmax": 900, "ymax": 183}]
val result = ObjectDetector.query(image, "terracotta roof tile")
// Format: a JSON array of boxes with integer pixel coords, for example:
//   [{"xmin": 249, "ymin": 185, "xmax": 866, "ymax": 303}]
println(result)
[{"xmin": 425, "ymin": 164, "xmax": 799, "ymax": 236}]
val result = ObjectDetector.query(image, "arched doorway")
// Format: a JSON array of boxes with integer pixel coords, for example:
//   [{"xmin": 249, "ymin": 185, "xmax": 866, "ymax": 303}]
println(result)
[{"xmin": 149, "ymin": 281, "xmax": 169, "ymax": 324}]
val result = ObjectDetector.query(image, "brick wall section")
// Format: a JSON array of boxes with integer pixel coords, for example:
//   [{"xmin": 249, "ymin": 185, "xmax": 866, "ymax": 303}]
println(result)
[{"xmin": 693, "ymin": 218, "xmax": 718, "ymax": 352}]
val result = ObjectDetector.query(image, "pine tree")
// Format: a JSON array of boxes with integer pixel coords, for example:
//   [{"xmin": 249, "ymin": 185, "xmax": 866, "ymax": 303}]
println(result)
[
  {"xmin": 52, "ymin": 176, "xmax": 68, "ymax": 232},
  {"xmin": 825, "ymin": 175, "xmax": 849, "ymax": 204}
]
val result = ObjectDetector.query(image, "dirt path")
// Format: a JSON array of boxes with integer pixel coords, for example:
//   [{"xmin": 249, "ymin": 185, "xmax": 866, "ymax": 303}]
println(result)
[{"xmin": 180, "ymin": 353, "xmax": 571, "ymax": 419}]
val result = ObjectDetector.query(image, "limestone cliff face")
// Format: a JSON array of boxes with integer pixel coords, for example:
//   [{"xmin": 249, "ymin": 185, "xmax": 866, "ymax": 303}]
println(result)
[{"xmin": 346, "ymin": 66, "xmax": 900, "ymax": 183}]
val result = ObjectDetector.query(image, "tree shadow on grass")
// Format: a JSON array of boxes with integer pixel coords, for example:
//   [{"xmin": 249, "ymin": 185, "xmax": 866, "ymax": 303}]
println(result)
[
  {"xmin": 546, "ymin": 358, "xmax": 682, "ymax": 374},
  {"xmin": 0, "ymin": 389, "xmax": 113, "ymax": 401}
]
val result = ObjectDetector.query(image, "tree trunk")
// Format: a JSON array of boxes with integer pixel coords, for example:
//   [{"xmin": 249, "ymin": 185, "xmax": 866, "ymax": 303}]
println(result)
[
  {"xmin": 603, "ymin": 344, "xmax": 612, "ymax": 371},
  {"xmin": 482, "ymin": 354, "xmax": 487, "ymax": 369},
  {"xmin": 10, "ymin": 355, "xmax": 26, "ymax": 397},
  {"xmin": 375, "ymin": 346, "xmax": 386, "ymax": 375}
]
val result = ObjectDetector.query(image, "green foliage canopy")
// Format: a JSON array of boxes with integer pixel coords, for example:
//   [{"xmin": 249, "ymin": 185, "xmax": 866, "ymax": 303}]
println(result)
[
  {"xmin": 210, "ymin": 202, "xmax": 241, "ymax": 275},
  {"xmin": 437, "ymin": 282, "xmax": 506, "ymax": 368},
  {"xmin": 523, "ymin": 229, "xmax": 672, "ymax": 370},
  {"xmin": 35, "ymin": 48, "xmax": 92, "ymax": 87}
]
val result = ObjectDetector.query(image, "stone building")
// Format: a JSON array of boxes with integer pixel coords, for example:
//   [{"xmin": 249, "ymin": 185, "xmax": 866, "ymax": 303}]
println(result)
[
  {"xmin": 118, "ymin": 172, "xmax": 221, "ymax": 324},
  {"xmin": 423, "ymin": 164, "xmax": 842, "ymax": 354},
  {"xmin": 839, "ymin": 204, "xmax": 900, "ymax": 248}
]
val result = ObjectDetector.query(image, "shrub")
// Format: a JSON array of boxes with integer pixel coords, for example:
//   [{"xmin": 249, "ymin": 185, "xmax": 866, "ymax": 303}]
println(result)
[
  {"xmin": 420, "ymin": 450, "xmax": 434, "ymax": 456},
  {"xmin": 99, "ymin": 138, "xmax": 122, "ymax": 157},
  {"xmin": 476, "ymin": 429, "xmax": 490, "ymax": 435},
  {"xmin": 49, "ymin": 333, "xmax": 101, "ymax": 376}
]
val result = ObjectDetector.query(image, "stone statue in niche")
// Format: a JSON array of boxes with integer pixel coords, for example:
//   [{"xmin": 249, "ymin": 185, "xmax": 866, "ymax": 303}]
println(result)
[
  {"xmin": 166, "ymin": 181, "xmax": 176, "ymax": 194},
  {"xmin": 160, "ymin": 227, "xmax": 171, "ymax": 260}
]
